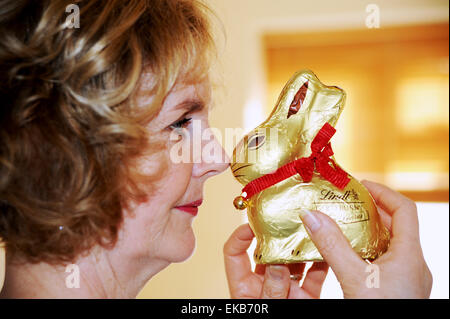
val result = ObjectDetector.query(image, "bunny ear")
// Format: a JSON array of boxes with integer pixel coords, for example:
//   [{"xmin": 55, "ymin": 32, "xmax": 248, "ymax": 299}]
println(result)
[{"xmin": 287, "ymin": 81, "xmax": 308, "ymax": 119}]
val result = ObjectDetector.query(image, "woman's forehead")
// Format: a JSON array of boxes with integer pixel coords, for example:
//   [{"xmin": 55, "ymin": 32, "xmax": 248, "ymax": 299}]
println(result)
[
  {"xmin": 135, "ymin": 73, "xmax": 212, "ymax": 108},
  {"xmin": 164, "ymin": 81, "xmax": 212, "ymax": 108}
]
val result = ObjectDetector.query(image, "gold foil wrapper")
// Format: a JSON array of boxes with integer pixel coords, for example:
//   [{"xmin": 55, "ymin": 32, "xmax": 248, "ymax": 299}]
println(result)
[{"xmin": 231, "ymin": 70, "xmax": 390, "ymax": 264}]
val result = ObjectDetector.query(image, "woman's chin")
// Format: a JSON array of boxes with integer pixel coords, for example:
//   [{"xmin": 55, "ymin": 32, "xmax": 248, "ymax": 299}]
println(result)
[{"xmin": 166, "ymin": 229, "xmax": 197, "ymax": 263}]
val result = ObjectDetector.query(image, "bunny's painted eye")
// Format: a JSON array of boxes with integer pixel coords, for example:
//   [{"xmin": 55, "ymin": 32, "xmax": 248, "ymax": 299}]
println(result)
[
  {"xmin": 287, "ymin": 80, "xmax": 309, "ymax": 119},
  {"xmin": 248, "ymin": 134, "xmax": 266, "ymax": 150}
]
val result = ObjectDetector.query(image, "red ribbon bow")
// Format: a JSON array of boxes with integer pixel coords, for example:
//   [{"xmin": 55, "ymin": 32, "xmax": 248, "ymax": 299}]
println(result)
[
  {"xmin": 241, "ymin": 123, "xmax": 350, "ymax": 200},
  {"xmin": 293, "ymin": 123, "xmax": 350, "ymax": 189}
]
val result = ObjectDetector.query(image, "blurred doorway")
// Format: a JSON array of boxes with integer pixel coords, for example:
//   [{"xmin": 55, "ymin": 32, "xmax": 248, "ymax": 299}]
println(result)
[{"xmin": 264, "ymin": 23, "xmax": 449, "ymax": 202}]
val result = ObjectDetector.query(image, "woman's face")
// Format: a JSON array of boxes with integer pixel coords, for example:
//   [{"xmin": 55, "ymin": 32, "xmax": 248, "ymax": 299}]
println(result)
[{"xmin": 116, "ymin": 78, "xmax": 229, "ymax": 265}]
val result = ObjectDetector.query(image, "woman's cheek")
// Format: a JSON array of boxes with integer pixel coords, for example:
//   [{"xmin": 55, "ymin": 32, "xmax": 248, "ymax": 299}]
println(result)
[
  {"xmin": 167, "ymin": 128, "xmax": 195, "ymax": 164},
  {"xmin": 168, "ymin": 163, "xmax": 193, "ymax": 198}
]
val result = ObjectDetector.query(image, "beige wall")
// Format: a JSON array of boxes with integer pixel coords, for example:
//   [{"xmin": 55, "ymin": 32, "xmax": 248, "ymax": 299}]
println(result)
[{"xmin": 137, "ymin": 0, "xmax": 448, "ymax": 298}]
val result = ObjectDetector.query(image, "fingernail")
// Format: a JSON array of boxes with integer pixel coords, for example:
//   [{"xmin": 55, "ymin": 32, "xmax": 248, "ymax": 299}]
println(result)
[
  {"xmin": 299, "ymin": 209, "xmax": 321, "ymax": 232},
  {"xmin": 269, "ymin": 265, "xmax": 284, "ymax": 280}
]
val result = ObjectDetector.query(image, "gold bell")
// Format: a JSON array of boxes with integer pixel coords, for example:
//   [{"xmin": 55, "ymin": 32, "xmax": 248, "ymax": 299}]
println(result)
[{"xmin": 233, "ymin": 196, "xmax": 248, "ymax": 210}]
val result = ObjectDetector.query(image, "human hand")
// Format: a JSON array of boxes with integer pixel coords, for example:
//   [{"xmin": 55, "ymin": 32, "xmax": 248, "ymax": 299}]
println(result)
[
  {"xmin": 224, "ymin": 224, "xmax": 328, "ymax": 299},
  {"xmin": 299, "ymin": 180, "xmax": 433, "ymax": 298}
]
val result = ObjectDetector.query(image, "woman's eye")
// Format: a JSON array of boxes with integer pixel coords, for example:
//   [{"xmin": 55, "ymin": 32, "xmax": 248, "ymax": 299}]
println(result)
[{"xmin": 170, "ymin": 117, "xmax": 192, "ymax": 129}]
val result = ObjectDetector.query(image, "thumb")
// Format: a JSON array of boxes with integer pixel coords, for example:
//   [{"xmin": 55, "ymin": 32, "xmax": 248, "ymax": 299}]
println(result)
[
  {"xmin": 299, "ymin": 210, "xmax": 367, "ymax": 287},
  {"xmin": 260, "ymin": 265, "xmax": 290, "ymax": 299}
]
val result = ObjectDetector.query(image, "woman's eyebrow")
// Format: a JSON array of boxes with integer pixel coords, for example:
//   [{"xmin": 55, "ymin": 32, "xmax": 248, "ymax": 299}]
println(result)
[{"xmin": 174, "ymin": 99, "xmax": 206, "ymax": 113}]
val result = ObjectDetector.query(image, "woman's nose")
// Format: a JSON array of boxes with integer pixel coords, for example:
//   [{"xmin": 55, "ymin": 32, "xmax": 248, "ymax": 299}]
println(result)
[{"xmin": 192, "ymin": 134, "xmax": 230, "ymax": 178}]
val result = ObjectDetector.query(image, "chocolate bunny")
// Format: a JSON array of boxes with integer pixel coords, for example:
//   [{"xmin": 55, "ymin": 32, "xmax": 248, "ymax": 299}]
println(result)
[{"xmin": 231, "ymin": 70, "xmax": 390, "ymax": 264}]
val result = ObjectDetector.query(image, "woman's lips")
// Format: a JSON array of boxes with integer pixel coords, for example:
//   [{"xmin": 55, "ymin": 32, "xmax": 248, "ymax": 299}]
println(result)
[{"xmin": 174, "ymin": 199, "xmax": 203, "ymax": 216}]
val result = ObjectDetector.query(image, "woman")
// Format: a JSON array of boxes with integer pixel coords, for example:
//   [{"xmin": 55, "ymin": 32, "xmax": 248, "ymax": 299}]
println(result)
[
  {"xmin": 0, "ymin": 0, "xmax": 229, "ymax": 298},
  {"xmin": 0, "ymin": 0, "xmax": 431, "ymax": 299}
]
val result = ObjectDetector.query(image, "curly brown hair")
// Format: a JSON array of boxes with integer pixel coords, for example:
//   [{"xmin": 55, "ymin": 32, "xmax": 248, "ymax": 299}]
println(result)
[{"xmin": 0, "ymin": 0, "xmax": 215, "ymax": 264}]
